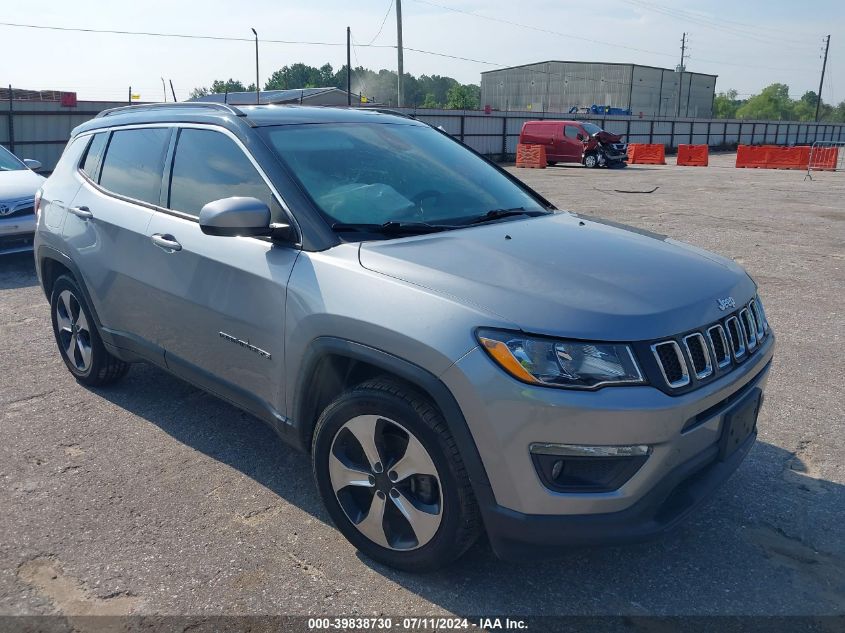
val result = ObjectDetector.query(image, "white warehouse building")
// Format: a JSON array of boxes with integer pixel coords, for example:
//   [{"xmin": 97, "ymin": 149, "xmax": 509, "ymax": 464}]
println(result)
[{"xmin": 480, "ymin": 61, "xmax": 717, "ymax": 117}]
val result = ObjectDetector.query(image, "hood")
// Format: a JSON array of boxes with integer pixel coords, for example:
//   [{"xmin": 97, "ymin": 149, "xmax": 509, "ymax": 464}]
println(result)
[
  {"xmin": 358, "ymin": 213, "xmax": 755, "ymax": 341},
  {"xmin": 0, "ymin": 169, "xmax": 45, "ymax": 201},
  {"xmin": 594, "ymin": 130, "xmax": 622, "ymax": 143}
]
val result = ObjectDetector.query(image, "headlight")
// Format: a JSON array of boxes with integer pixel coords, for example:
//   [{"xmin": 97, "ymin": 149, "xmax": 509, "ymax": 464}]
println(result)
[{"xmin": 476, "ymin": 328, "xmax": 645, "ymax": 389}]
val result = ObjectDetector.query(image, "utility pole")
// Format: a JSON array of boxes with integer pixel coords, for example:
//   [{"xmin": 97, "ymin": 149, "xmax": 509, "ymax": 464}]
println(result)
[
  {"xmin": 816, "ymin": 34, "xmax": 831, "ymax": 122},
  {"xmin": 347, "ymin": 27, "xmax": 352, "ymax": 106},
  {"xmin": 251, "ymin": 28, "xmax": 260, "ymax": 105},
  {"xmin": 677, "ymin": 32, "xmax": 687, "ymax": 117},
  {"xmin": 396, "ymin": 0, "xmax": 404, "ymax": 107}
]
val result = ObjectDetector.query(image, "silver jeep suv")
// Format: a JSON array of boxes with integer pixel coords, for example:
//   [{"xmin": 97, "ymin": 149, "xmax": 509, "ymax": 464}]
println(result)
[{"xmin": 34, "ymin": 103, "xmax": 774, "ymax": 571}]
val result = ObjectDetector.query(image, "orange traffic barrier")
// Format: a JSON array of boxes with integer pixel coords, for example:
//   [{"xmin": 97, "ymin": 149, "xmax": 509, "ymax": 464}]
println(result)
[
  {"xmin": 735, "ymin": 144, "xmax": 833, "ymax": 170},
  {"xmin": 811, "ymin": 146, "xmax": 839, "ymax": 171},
  {"xmin": 766, "ymin": 146, "xmax": 804, "ymax": 170},
  {"xmin": 793, "ymin": 146, "xmax": 812, "ymax": 169},
  {"xmin": 676, "ymin": 144, "xmax": 709, "ymax": 167},
  {"xmin": 628, "ymin": 143, "xmax": 666, "ymax": 165},
  {"xmin": 515, "ymin": 143, "xmax": 547, "ymax": 169},
  {"xmin": 736, "ymin": 144, "xmax": 769, "ymax": 168}
]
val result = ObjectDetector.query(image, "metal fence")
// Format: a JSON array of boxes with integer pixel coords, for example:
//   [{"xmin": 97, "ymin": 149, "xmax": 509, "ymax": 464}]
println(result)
[
  {"xmin": 384, "ymin": 107, "xmax": 845, "ymax": 160},
  {"xmin": 1, "ymin": 97, "xmax": 128, "ymax": 172},
  {"xmin": 806, "ymin": 141, "xmax": 845, "ymax": 180},
  {"xmin": 3, "ymin": 98, "xmax": 845, "ymax": 172}
]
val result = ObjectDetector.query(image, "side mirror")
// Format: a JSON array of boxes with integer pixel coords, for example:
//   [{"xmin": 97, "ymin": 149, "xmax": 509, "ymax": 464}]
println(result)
[
  {"xmin": 199, "ymin": 197, "xmax": 272, "ymax": 237},
  {"xmin": 23, "ymin": 159, "xmax": 42, "ymax": 171},
  {"xmin": 577, "ymin": 134, "xmax": 587, "ymax": 142}
]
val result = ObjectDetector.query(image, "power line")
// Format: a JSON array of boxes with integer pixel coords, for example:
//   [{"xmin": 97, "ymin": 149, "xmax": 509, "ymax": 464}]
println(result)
[
  {"xmin": 410, "ymin": 1, "xmax": 815, "ymax": 73},
  {"xmin": 365, "ymin": 0, "xmax": 394, "ymax": 46},
  {"xmin": 0, "ymin": 20, "xmax": 352, "ymax": 46},
  {"xmin": 411, "ymin": 0, "xmax": 678, "ymax": 59},
  {"xmin": 620, "ymin": 0, "xmax": 815, "ymax": 49}
]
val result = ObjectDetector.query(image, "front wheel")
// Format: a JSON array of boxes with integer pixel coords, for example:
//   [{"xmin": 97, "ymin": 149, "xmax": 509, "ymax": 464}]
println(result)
[
  {"xmin": 312, "ymin": 378, "xmax": 480, "ymax": 571},
  {"xmin": 584, "ymin": 153, "xmax": 600, "ymax": 168}
]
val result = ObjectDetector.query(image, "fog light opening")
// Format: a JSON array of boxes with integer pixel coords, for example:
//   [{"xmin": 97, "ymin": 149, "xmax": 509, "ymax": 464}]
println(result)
[{"xmin": 530, "ymin": 443, "xmax": 651, "ymax": 493}]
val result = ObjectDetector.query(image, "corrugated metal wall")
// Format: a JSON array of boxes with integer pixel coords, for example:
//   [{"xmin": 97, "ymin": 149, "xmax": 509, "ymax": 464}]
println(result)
[
  {"xmin": 3, "ymin": 101, "xmax": 844, "ymax": 171},
  {"xmin": 389, "ymin": 107, "xmax": 845, "ymax": 158},
  {"xmin": 0, "ymin": 100, "xmax": 127, "ymax": 171},
  {"xmin": 481, "ymin": 62, "xmax": 716, "ymax": 117}
]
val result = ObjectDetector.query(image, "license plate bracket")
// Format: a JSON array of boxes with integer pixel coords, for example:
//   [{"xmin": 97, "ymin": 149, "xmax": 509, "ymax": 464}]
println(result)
[{"xmin": 719, "ymin": 388, "xmax": 761, "ymax": 460}]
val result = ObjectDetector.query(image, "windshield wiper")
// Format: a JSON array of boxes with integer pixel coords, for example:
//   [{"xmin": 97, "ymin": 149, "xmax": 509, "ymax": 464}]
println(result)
[
  {"xmin": 465, "ymin": 207, "xmax": 549, "ymax": 225},
  {"xmin": 331, "ymin": 221, "xmax": 455, "ymax": 235}
]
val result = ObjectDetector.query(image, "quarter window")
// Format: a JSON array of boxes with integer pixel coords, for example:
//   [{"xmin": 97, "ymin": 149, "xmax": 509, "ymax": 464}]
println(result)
[
  {"xmin": 80, "ymin": 133, "xmax": 108, "ymax": 180},
  {"xmin": 99, "ymin": 128, "xmax": 170, "ymax": 205},
  {"xmin": 168, "ymin": 128, "xmax": 281, "ymax": 219}
]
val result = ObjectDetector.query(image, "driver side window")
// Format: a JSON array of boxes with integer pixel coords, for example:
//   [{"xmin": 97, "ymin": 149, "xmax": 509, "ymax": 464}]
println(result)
[
  {"xmin": 564, "ymin": 126, "xmax": 580, "ymax": 140},
  {"xmin": 167, "ymin": 128, "xmax": 283, "ymax": 220}
]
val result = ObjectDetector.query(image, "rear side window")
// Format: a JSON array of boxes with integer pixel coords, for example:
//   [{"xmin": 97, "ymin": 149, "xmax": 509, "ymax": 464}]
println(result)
[
  {"xmin": 80, "ymin": 133, "xmax": 108, "ymax": 180},
  {"xmin": 564, "ymin": 126, "xmax": 579, "ymax": 139},
  {"xmin": 168, "ymin": 128, "xmax": 281, "ymax": 218},
  {"xmin": 99, "ymin": 128, "xmax": 170, "ymax": 205}
]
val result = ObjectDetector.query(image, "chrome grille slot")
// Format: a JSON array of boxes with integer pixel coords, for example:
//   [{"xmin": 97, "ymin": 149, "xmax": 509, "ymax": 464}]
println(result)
[
  {"xmin": 651, "ymin": 341, "xmax": 690, "ymax": 388},
  {"xmin": 750, "ymin": 299, "xmax": 766, "ymax": 339},
  {"xmin": 740, "ymin": 308, "xmax": 757, "ymax": 350},
  {"xmin": 683, "ymin": 333, "xmax": 713, "ymax": 379},
  {"xmin": 707, "ymin": 325, "xmax": 731, "ymax": 368},
  {"xmin": 725, "ymin": 316, "xmax": 746, "ymax": 359}
]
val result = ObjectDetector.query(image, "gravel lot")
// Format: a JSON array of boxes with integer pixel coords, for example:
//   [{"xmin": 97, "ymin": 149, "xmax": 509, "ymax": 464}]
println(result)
[{"xmin": 1, "ymin": 153, "xmax": 843, "ymax": 619}]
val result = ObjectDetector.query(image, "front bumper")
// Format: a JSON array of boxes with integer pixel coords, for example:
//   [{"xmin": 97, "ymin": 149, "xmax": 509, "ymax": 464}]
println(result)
[
  {"xmin": 482, "ymin": 408, "xmax": 757, "ymax": 559},
  {"xmin": 441, "ymin": 332, "xmax": 773, "ymax": 558},
  {"xmin": 0, "ymin": 214, "xmax": 35, "ymax": 254}
]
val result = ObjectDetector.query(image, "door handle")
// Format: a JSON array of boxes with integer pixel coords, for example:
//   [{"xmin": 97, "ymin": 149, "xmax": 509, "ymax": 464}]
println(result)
[
  {"xmin": 150, "ymin": 233, "xmax": 182, "ymax": 252},
  {"xmin": 68, "ymin": 205, "xmax": 93, "ymax": 220}
]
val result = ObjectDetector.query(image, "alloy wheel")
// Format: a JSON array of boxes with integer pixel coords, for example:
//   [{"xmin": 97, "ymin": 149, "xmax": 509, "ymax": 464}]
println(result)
[
  {"xmin": 328, "ymin": 414, "xmax": 443, "ymax": 551},
  {"xmin": 55, "ymin": 289, "xmax": 93, "ymax": 373}
]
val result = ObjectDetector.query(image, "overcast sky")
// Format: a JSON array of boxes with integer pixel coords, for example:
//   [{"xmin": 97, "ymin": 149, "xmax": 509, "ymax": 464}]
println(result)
[{"xmin": 3, "ymin": 0, "xmax": 842, "ymax": 105}]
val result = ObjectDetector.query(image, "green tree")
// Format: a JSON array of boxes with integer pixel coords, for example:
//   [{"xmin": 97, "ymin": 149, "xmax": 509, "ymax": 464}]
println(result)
[
  {"xmin": 830, "ymin": 100, "xmax": 845, "ymax": 123},
  {"xmin": 189, "ymin": 78, "xmax": 247, "ymax": 99},
  {"xmin": 736, "ymin": 83, "xmax": 794, "ymax": 120},
  {"xmin": 713, "ymin": 89, "xmax": 743, "ymax": 119},
  {"xmin": 265, "ymin": 63, "xmax": 334, "ymax": 90},
  {"xmin": 792, "ymin": 91, "xmax": 819, "ymax": 121},
  {"xmin": 445, "ymin": 84, "xmax": 480, "ymax": 110},
  {"xmin": 421, "ymin": 93, "xmax": 439, "ymax": 109}
]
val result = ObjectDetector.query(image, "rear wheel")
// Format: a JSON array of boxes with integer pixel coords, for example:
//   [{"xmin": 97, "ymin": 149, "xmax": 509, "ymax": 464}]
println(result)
[
  {"xmin": 50, "ymin": 275, "xmax": 130, "ymax": 386},
  {"xmin": 546, "ymin": 161, "xmax": 558, "ymax": 166},
  {"xmin": 312, "ymin": 378, "xmax": 480, "ymax": 571}
]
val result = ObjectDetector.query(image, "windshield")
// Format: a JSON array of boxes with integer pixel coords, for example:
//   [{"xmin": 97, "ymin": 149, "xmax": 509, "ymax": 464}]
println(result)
[
  {"xmin": 0, "ymin": 145, "xmax": 26, "ymax": 171},
  {"xmin": 261, "ymin": 122, "xmax": 545, "ymax": 227},
  {"xmin": 581, "ymin": 123, "xmax": 603, "ymax": 136}
]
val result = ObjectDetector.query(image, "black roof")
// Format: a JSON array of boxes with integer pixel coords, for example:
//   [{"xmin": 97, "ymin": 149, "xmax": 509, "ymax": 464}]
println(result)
[{"xmin": 72, "ymin": 103, "xmax": 420, "ymax": 136}]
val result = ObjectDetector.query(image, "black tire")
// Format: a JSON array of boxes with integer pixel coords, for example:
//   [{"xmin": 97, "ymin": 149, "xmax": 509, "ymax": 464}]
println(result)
[
  {"xmin": 312, "ymin": 377, "xmax": 480, "ymax": 571},
  {"xmin": 50, "ymin": 275, "xmax": 130, "ymax": 386},
  {"xmin": 546, "ymin": 161, "xmax": 558, "ymax": 166},
  {"xmin": 584, "ymin": 152, "xmax": 600, "ymax": 168}
]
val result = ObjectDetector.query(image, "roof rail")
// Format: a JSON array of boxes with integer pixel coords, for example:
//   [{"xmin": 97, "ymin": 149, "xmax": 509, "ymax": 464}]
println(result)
[{"xmin": 95, "ymin": 102, "xmax": 247, "ymax": 119}]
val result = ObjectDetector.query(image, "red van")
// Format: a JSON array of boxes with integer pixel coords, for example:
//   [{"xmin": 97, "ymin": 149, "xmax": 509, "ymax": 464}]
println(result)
[{"xmin": 519, "ymin": 120, "xmax": 628, "ymax": 168}]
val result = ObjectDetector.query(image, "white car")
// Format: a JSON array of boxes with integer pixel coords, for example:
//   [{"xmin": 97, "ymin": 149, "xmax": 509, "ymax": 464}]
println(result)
[{"xmin": 1, "ymin": 145, "xmax": 45, "ymax": 255}]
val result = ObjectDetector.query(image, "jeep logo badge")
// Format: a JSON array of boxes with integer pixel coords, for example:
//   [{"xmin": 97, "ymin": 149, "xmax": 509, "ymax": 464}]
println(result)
[{"xmin": 717, "ymin": 297, "xmax": 736, "ymax": 311}]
